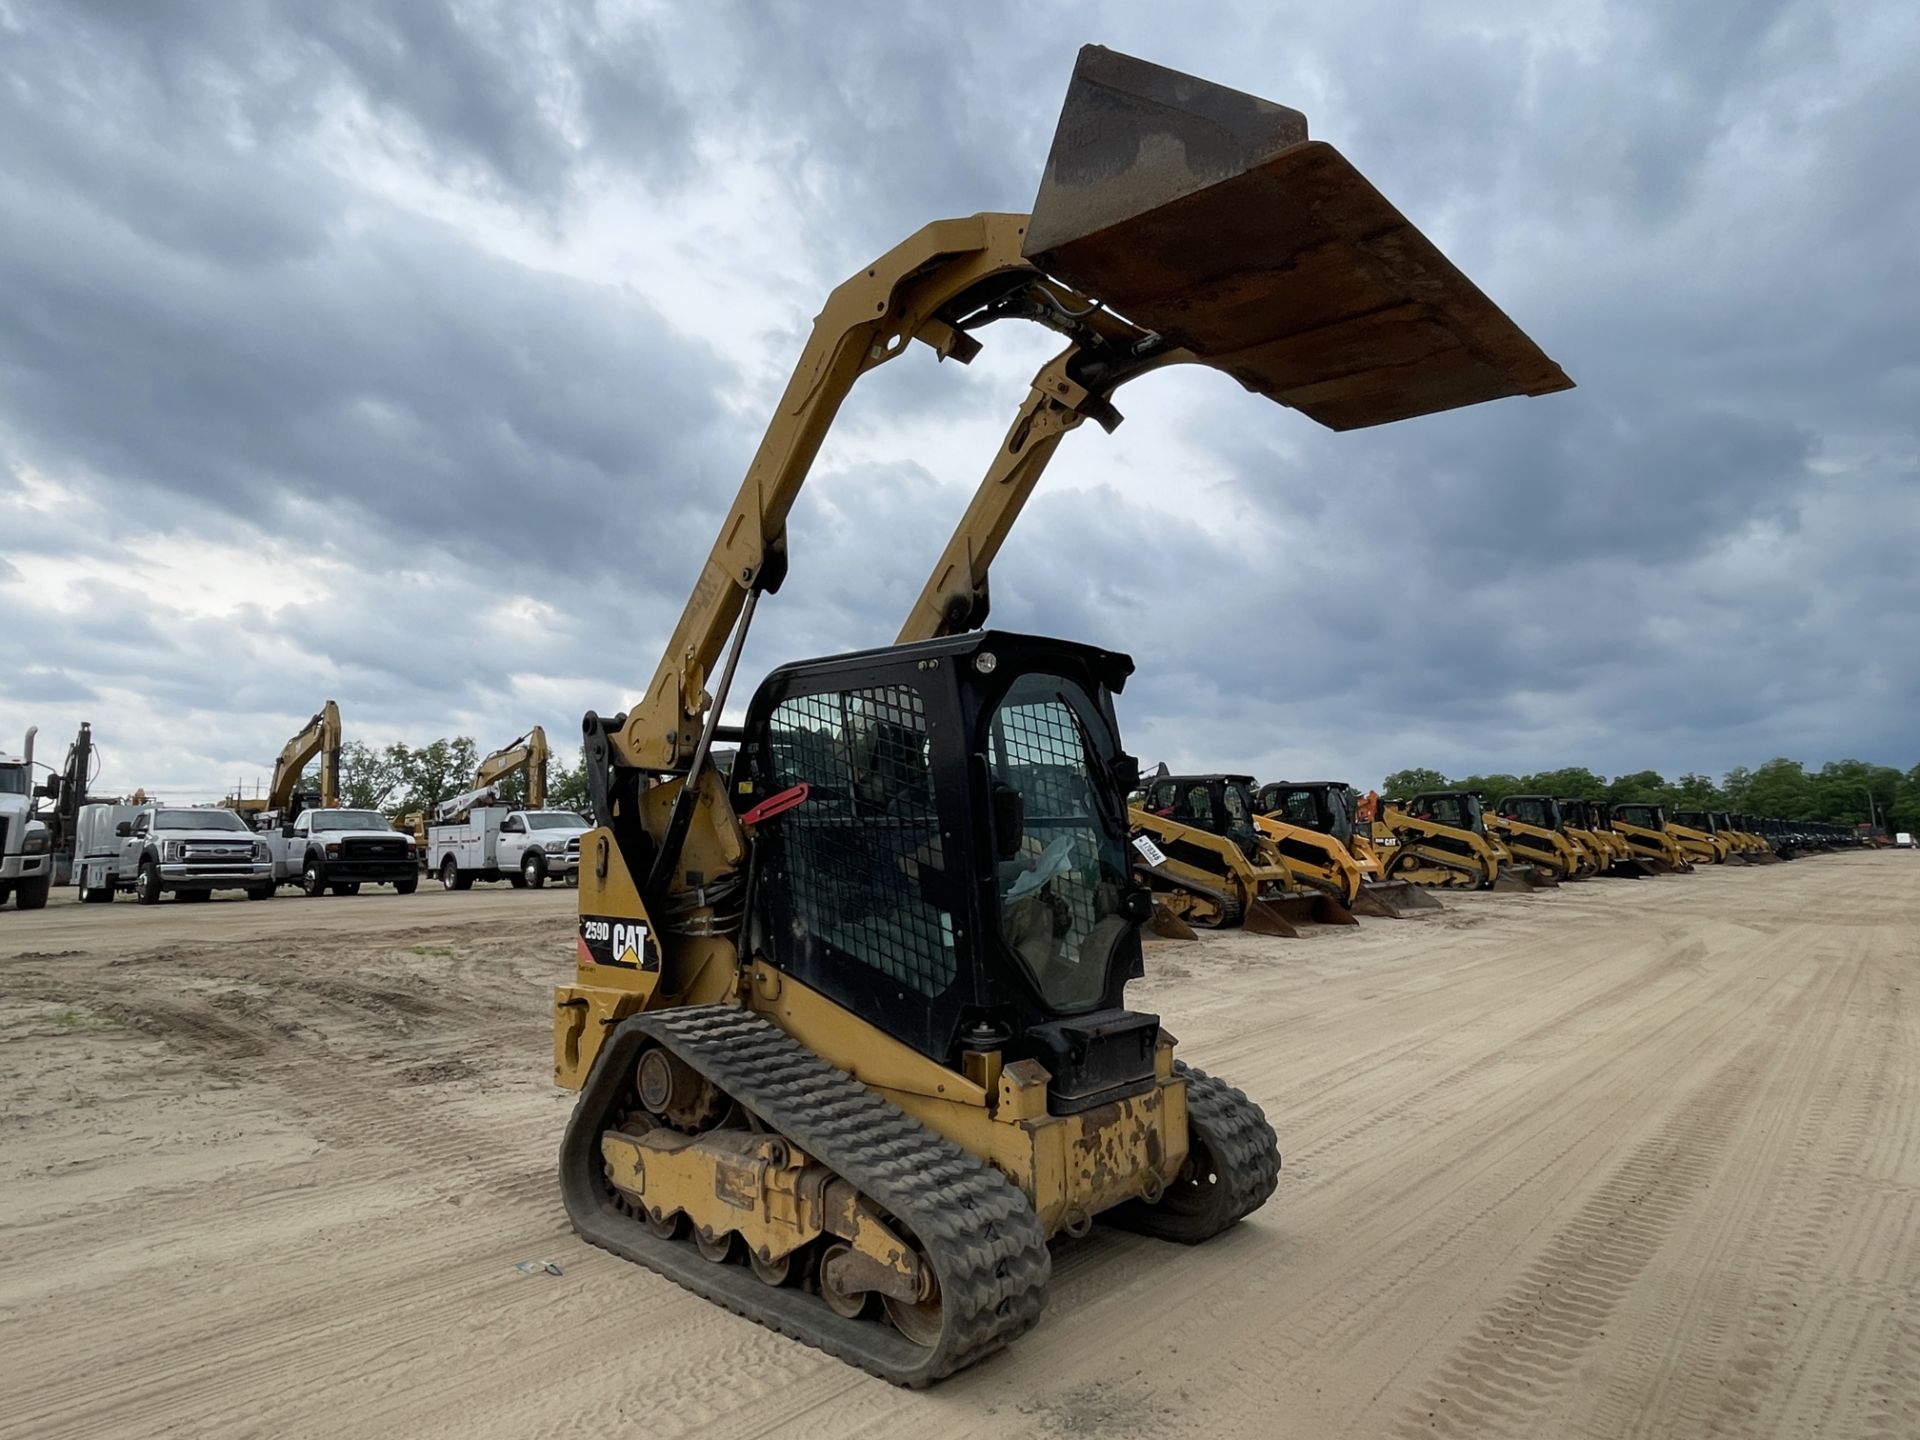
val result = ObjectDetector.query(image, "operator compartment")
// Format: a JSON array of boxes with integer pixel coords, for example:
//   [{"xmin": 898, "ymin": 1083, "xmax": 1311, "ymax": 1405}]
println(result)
[{"xmin": 737, "ymin": 629, "xmax": 1160, "ymax": 1106}]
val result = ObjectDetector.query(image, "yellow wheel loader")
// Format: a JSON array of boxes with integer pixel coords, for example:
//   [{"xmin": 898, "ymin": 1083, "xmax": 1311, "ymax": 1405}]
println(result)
[
  {"xmin": 1488, "ymin": 795, "xmax": 1592, "ymax": 881},
  {"xmin": 1380, "ymin": 792, "xmax": 1549, "ymax": 891},
  {"xmin": 1131, "ymin": 774, "xmax": 1353, "ymax": 933},
  {"xmin": 1256, "ymin": 781, "xmax": 1441, "ymax": 917},
  {"xmin": 551, "ymin": 45, "xmax": 1569, "ymax": 1385},
  {"xmin": 1604, "ymin": 802, "xmax": 1694, "ymax": 873}
]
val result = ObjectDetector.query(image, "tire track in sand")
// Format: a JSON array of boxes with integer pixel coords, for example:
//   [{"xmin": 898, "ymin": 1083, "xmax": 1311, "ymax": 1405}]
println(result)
[{"xmin": 1393, "ymin": 1042, "xmax": 1764, "ymax": 1439}]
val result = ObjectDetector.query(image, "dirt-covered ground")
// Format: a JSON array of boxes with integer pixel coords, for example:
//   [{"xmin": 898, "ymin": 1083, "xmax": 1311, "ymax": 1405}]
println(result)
[{"xmin": 2, "ymin": 856, "xmax": 1916, "ymax": 1439}]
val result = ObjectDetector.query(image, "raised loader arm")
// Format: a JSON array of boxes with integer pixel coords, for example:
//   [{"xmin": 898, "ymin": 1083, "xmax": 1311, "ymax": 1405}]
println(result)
[{"xmin": 611, "ymin": 214, "xmax": 1042, "ymax": 773}]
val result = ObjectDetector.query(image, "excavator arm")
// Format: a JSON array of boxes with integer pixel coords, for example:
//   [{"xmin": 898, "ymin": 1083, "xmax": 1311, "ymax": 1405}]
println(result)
[
  {"xmin": 474, "ymin": 727, "xmax": 549, "ymax": 807},
  {"xmin": 267, "ymin": 701, "xmax": 341, "ymax": 812}
]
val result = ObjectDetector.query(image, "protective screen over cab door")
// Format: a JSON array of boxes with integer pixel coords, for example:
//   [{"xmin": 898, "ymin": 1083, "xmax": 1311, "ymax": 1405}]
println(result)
[{"xmin": 986, "ymin": 674, "xmax": 1131, "ymax": 1013}]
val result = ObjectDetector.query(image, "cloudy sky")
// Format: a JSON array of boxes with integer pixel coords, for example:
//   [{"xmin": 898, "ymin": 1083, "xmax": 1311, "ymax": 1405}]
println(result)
[{"xmin": 2, "ymin": 0, "xmax": 1916, "ymax": 802}]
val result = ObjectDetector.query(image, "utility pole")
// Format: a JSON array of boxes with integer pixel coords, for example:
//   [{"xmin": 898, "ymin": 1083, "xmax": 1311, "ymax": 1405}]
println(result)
[{"xmin": 1860, "ymin": 787, "xmax": 1879, "ymax": 838}]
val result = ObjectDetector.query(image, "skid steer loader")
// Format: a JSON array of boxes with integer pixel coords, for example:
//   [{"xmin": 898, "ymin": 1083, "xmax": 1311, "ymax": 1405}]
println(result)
[
  {"xmin": 1664, "ymin": 812, "xmax": 1730, "ymax": 867},
  {"xmin": 1671, "ymin": 810, "xmax": 1750, "ymax": 865},
  {"xmin": 552, "ymin": 45, "xmax": 1569, "ymax": 1384},
  {"xmin": 1560, "ymin": 798, "xmax": 1654, "ymax": 876},
  {"xmin": 1132, "ymin": 774, "xmax": 1353, "ymax": 932},
  {"xmin": 1604, "ymin": 802, "xmax": 1694, "ymax": 873},
  {"xmin": 1380, "ymin": 792, "xmax": 1549, "ymax": 891},
  {"xmin": 1488, "ymin": 795, "xmax": 1592, "ymax": 881},
  {"xmin": 1736, "ymin": 816, "xmax": 1783, "ymax": 859},
  {"xmin": 1717, "ymin": 813, "xmax": 1775, "ymax": 861},
  {"xmin": 1256, "ymin": 781, "xmax": 1441, "ymax": 917}
]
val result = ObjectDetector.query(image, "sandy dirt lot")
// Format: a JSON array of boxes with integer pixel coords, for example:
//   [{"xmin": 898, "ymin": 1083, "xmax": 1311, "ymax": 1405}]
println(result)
[{"xmin": 2, "ymin": 856, "xmax": 1916, "ymax": 1439}]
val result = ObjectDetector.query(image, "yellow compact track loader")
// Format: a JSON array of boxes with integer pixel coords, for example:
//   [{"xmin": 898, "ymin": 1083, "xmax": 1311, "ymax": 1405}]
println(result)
[
  {"xmin": 1256, "ymin": 781, "xmax": 1441, "ymax": 917},
  {"xmin": 1674, "ymin": 810, "xmax": 1769, "ymax": 864},
  {"xmin": 1559, "ymin": 798, "xmax": 1653, "ymax": 877},
  {"xmin": 1665, "ymin": 811, "xmax": 1731, "ymax": 866},
  {"xmin": 552, "ymin": 45, "xmax": 1569, "ymax": 1384},
  {"xmin": 1489, "ymin": 795, "xmax": 1593, "ymax": 881},
  {"xmin": 1131, "ymin": 773, "xmax": 1351, "ymax": 933},
  {"xmin": 1380, "ymin": 792, "xmax": 1548, "ymax": 891},
  {"xmin": 1604, "ymin": 803, "xmax": 1693, "ymax": 873},
  {"xmin": 1720, "ymin": 812, "xmax": 1780, "ymax": 862}
]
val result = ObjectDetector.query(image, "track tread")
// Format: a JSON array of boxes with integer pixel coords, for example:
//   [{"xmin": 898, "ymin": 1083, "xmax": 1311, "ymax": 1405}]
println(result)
[{"xmin": 560, "ymin": 1005, "xmax": 1050, "ymax": 1386}]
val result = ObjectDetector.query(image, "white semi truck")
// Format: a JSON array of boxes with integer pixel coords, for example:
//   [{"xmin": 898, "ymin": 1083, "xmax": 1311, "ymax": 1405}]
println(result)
[
  {"xmin": 0, "ymin": 729, "xmax": 55, "ymax": 911},
  {"xmin": 427, "ymin": 806, "xmax": 589, "ymax": 890},
  {"xmin": 74, "ymin": 802, "xmax": 277, "ymax": 903}
]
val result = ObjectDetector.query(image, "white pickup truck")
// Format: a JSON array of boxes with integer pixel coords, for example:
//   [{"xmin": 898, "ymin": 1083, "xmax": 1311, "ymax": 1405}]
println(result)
[
  {"xmin": 0, "ymin": 738, "xmax": 55, "ymax": 911},
  {"xmin": 428, "ymin": 808, "xmax": 589, "ymax": 891},
  {"xmin": 75, "ymin": 802, "xmax": 277, "ymax": 904},
  {"xmin": 266, "ymin": 807, "xmax": 420, "ymax": 896}
]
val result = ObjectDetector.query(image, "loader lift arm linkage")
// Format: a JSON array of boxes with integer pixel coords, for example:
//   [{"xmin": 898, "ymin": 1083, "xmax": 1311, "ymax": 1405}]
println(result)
[{"xmin": 561, "ymin": 45, "xmax": 1571, "ymax": 1387}]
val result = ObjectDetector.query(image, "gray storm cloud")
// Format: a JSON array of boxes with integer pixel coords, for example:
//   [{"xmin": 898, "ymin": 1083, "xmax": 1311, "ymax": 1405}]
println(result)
[{"xmin": 2, "ymin": 0, "xmax": 1915, "ymax": 799}]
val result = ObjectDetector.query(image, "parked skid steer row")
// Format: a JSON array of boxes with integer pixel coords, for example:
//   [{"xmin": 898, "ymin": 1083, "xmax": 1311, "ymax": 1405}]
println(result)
[
  {"xmin": 1489, "ymin": 795, "xmax": 1591, "ymax": 882},
  {"xmin": 1256, "ymin": 780, "xmax": 1441, "ymax": 917},
  {"xmin": 1130, "ymin": 773, "xmax": 1348, "ymax": 933},
  {"xmin": 1561, "ymin": 798, "xmax": 1656, "ymax": 877},
  {"xmin": 552, "ymin": 45, "xmax": 1570, "ymax": 1385},
  {"xmin": 1381, "ymin": 792, "xmax": 1548, "ymax": 891},
  {"xmin": 1606, "ymin": 802, "xmax": 1694, "ymax": 873}
]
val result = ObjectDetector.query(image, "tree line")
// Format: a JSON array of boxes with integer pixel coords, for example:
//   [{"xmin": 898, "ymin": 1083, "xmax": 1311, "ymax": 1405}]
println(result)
[
  {"xmin": 1379, "ymin": 757, "xmax": 1919, "ymax": 834},
  {"xmin": 304, "ymin": 739, "xmax": 591, "ymax": 820}
]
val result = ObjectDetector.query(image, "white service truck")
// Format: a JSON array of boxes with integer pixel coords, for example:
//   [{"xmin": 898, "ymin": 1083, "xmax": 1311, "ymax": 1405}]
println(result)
[
  {"xmin": 266, "ymin": 807, "xmax": 420, "ymax": 896},
  {"xmin": 428, "ymin": 808, "xmax": 589, "ymax": 891},
  {"xmin": 74, "ymin": 802, "xmax": 277, "ymax": 904},
  {"xmin": 0, "ymin": 733, "xmax": 55, "ymax": 911}
]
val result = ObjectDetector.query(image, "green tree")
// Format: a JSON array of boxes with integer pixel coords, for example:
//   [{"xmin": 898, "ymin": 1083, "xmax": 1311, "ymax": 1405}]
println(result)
[
  {"xmin": 1671, "ymin": 772, "xmax": 1722, "ymax": 808},
  {"xmin": 393, "ymin": 737, "xmax": 480, "ymax": 819},
  {"xmin": 550, "ymin": 750, "xmax": 591, "ymax": 816},
  {"xmin": 1381, "ymin": 767, "xmax": 1451, "ymax": 799},
  {"xmin": 1721, "ymin": 765, "xmax": 1753, "ymax": 807},
  {"xmin": 1741, "ymin": 758, "xmax": 1812, "ymax": 818},
  {"xmin": 1524, "ymin": 766, "xmax": 1608, "ymax": 800},
  {"xmin": 1459, "ymin": 772, "xmax": 1524, "ymax": 802},
  {"xmin": 1605, "ymin": 769, "xmax": 1670, "ymax": 804}
]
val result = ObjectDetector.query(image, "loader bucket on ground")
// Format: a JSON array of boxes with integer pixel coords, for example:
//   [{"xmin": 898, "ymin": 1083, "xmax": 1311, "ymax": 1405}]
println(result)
[
  {"xmin": 1259, "ymin": 889, "xmax": 1358, "ymax": 929},
  {"xmin": 1147, "ymin": 902, "xmax": 1199, "ymax": 941},
  {"xmin": 1025, "ymin": 46, "xmax": 1574, "ymax": 431},
  {"xmin": 1491, "ymin": 865, "xmax": 1541, "ymax": 893},
  {"xmin": 1352, "ymin": 879, "xmax": 1443, "ymax": 918},
  {"xmin": 1243, "ymin": 899, "xmax": 1304, "ymax": 938}
]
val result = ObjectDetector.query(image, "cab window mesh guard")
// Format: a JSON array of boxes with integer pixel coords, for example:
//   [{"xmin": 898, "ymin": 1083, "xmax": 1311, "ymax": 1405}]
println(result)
[{"xmin": 766, "ymin": 686, "xmax": 954, "ymax": 997}]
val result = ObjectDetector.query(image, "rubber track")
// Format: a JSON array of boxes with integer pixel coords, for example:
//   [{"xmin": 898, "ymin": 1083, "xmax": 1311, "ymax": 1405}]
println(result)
[
  {"xmin": 1107, "ymin": 1061, "xmax": 1280, "ymax": 1241},
  {"xmin": 1386, "ymin": 843, "xmax": 1488, "ymax": 889},
  {"xmin": 560, "ymin": 1005, "xmax": 1051, "ymax": 1386}
]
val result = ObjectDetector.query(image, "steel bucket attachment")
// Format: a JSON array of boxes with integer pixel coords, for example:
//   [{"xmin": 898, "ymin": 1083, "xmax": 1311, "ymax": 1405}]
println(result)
[
  {"xmin": 1026, "ymin": 47, "xmax": 1573, "ymax": 431},
  {"xmin": 1352, "ymin": 879, "xmax": 1442, "ymax": 918},
  {"xmin": 1491, "ymin": 864, "xmax": 1542, "ymax": 893},
  {"xmin": 1147, "ymin": 901, "xmax": 1199, "ymax": 941},
  {"xmin": 1257, "ymin": 890, "xmax": 1357, "ymax": 929},
  {"xmin": 1242, "ymin": 899, "xmax": 1304, "ymax": 938}
]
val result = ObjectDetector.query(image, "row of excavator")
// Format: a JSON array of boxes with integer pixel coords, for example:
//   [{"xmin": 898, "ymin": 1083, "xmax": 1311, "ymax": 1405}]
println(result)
[{"xmin": 1127, "ymin": 776, "xmax": 1864, "ymax": 937}]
